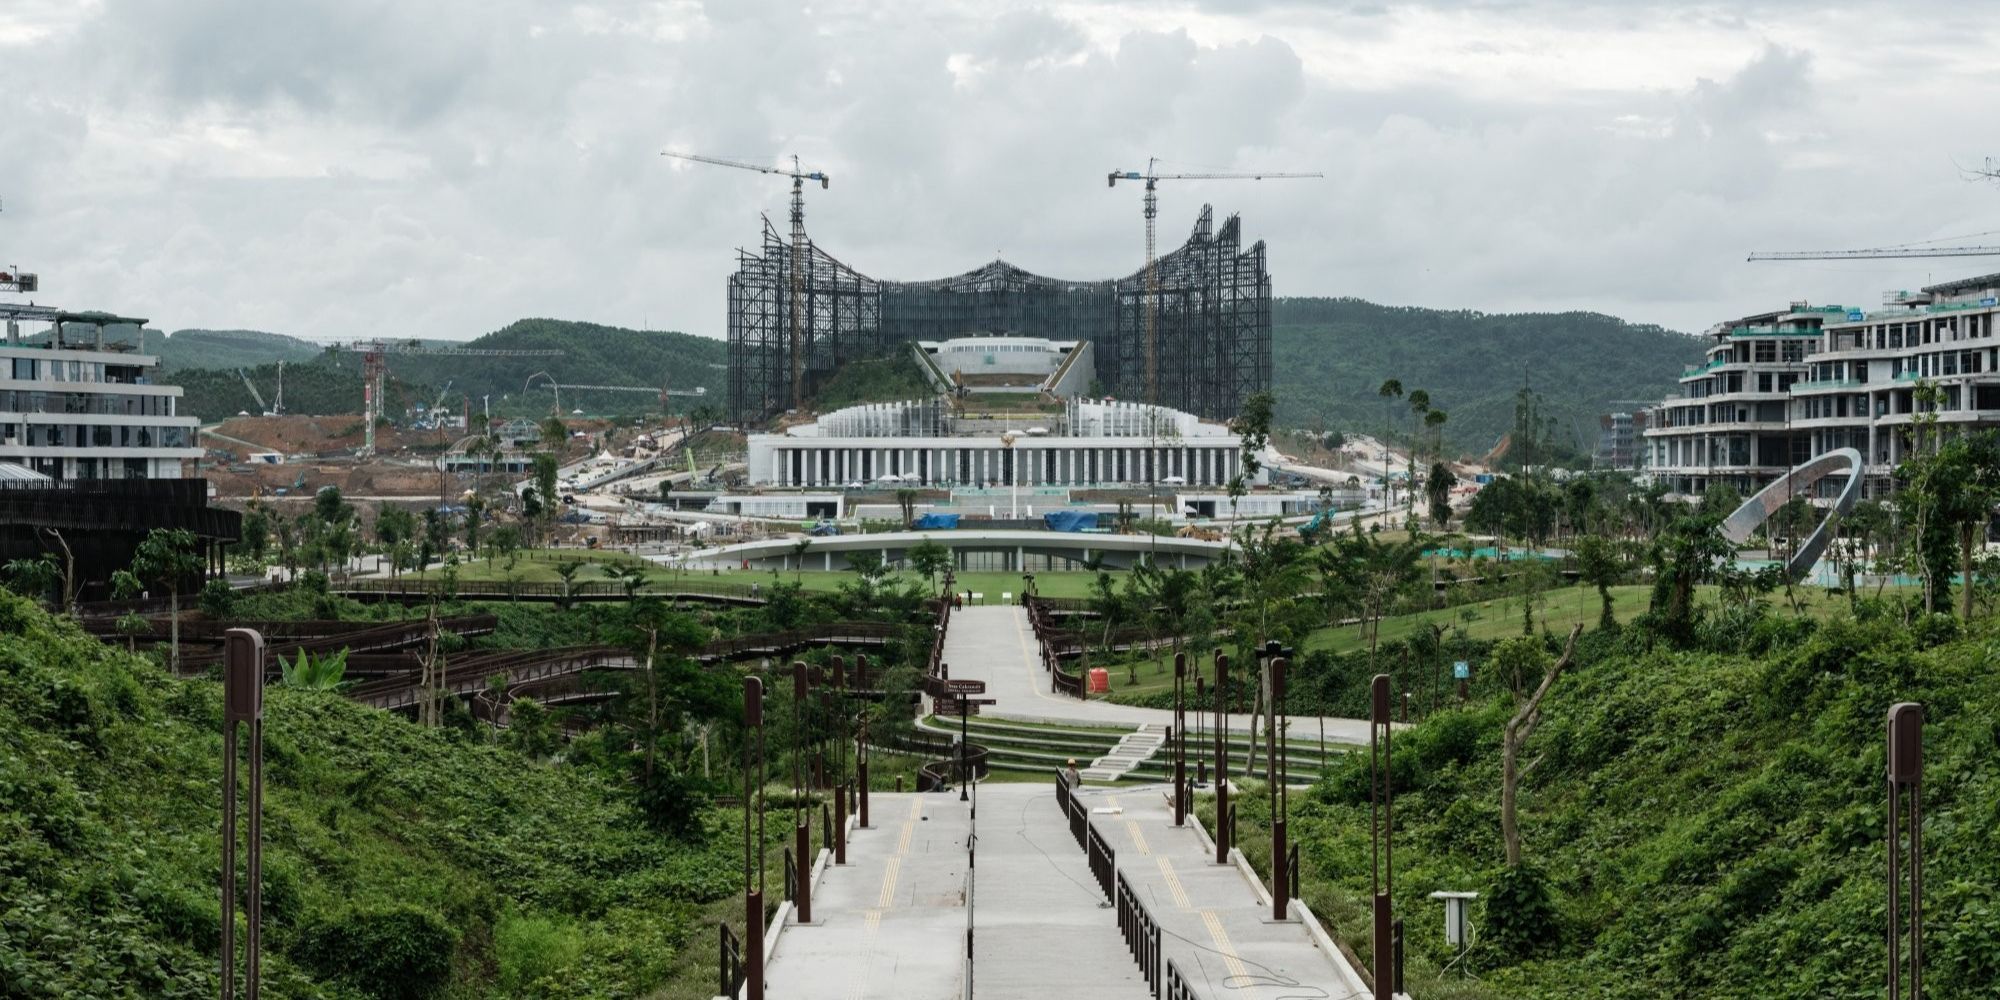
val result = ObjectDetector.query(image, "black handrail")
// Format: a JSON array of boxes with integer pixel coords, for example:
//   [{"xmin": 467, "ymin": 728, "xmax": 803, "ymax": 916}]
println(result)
[
  {"xmin": 1287, "ymin": 841, "xmax": 1301, "ymax": 907},
  {"xmin": 1116, "ymin": 868, "xmax": 1163, "ymax": 997},
  {"xmin": 718, "ymin": 923, "xmax": 745, "ymax": 999},
  {"xmin": 783, "ymin": 847, "xmax": 797, "ymax": 903},
  {"xmin": 1164, "ymin": 957, "xmax": 1204, "ymax": 1000},
  {"xmin": 1087, "ymin": 818, "xmax": 1116, "ymax": 901}
]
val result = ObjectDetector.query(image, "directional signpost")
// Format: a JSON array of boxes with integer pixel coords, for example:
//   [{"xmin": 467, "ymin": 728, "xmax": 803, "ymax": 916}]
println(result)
[{"xmin": 944, "ymin": 694, "xmax": 998, "ymax": 804}]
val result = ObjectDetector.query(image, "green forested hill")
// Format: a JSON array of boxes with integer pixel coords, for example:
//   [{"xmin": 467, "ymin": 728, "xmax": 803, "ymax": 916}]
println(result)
[
  {"xmin": 174, "ymin": 320, "xmax": 726, "ymax": 423},
  {"xmin": 0, "ymin": 592, "xmax": 744, "ymax": 998},
  {"xmin": 153, "ymin": 329, "xmax": 324, "ymax": 372},
  {"xmin": 1271, "ymin": 298, "xmax": 1704, "ymax": 454}
]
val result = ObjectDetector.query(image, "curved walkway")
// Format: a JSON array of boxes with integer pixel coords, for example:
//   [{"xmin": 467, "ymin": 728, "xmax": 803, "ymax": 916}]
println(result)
[{"xmin": 939, "ymin": 606, "xmax": 1372, "ymax": 745}]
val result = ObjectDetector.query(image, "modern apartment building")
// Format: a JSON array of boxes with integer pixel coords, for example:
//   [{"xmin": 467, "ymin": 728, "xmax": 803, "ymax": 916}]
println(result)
[
  {"xmin": 1646, "ymin": 271, "xmax": 2000, "ymax": 501},
  {"xmin": 1802, "ymin": 272, "xmax": 2000, "ymax": 499},
  {"xmin": 1645, "ymin": 303, "xmax": 1829, "ymax": 496},
  {"xmin": 0, "ymin": 310, "xmax": 204, "ymax": 480}
]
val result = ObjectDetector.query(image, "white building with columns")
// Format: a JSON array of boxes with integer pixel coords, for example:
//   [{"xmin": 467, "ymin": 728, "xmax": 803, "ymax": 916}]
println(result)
[{"xmin": 748, "ymin": 396, "xmax": 1263, "ymax": 489}]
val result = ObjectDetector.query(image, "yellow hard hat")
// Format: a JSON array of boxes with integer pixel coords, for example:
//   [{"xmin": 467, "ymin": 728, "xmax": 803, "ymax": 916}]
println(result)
[{"xmin": 1067, "ymin": 758, "xmax": 1077, "ymax": 766}]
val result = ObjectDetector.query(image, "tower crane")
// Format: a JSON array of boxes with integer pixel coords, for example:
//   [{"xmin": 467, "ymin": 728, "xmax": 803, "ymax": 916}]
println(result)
[
  {"xmin": 338, "ymin": 339, "xmax": 563, "ymax": 457},
  {"xmin": 1748, "ymin": 244, "xmax": 2000, "ymax": 261},
  {"xmin": 524, "ymin": 375, "xmax": 707, "ymax": 413},
  {"xmin": 1109, "ymin": 158, "xmax": 1321, "ymax": 404},
  {"xmin": 662, "ymin": 150, "xmax": 828, "ymax": 410}
]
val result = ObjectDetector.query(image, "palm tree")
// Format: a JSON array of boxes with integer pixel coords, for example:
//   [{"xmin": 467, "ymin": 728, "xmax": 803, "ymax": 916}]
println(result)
[
  {"xmin": 1425, "ymin": 409, "xmax": 1448, "ymax": 463},
  {"xmin": 1377, "ymin": 380, "xmax": 1403, "ymax": 510},
  {"xmin": 1406, "ymin": 389, "xmax": 1431, "ymax": 522}
]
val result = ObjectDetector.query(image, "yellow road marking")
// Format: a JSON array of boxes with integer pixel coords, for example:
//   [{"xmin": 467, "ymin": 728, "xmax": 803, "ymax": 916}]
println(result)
[
  {"xmin": 845, "ymin": 911, "xmax": 884, "ymax": 1000},
  {"xmin": 1157, "ymin": 856, "xmax": 1191, "ymax": 909},
  {"xmin": 1201, "ymin": 909, "xmax": 1250, "ymax": 983},
  {"xmin": 878, "ymin": 857, "xmax": 902, "ymax": 908},
  {"xmin": 1126, "ymin": 820, "xmax": 1150, "ymax": 855}
]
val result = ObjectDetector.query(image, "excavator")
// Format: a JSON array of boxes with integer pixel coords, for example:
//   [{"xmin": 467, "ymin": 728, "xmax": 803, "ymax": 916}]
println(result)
[{"xmin": 1298, "ymin": 505, "xmax": 1338, "ymax": 543}]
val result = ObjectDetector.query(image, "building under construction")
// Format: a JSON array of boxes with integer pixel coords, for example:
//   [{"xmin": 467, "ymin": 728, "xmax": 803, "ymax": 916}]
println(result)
[{"xmin": 726, "ymin": 206, "xmax": 1271, "ymax": 425}]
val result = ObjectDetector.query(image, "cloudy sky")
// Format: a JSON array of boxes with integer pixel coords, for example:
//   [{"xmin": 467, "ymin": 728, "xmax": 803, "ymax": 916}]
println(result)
[{"xmin": 2, "ymin": 0, "xmax": 1996, "ymax": 343}]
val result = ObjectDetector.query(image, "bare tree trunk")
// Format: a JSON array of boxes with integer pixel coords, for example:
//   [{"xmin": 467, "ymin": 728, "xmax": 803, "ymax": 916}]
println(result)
[
  {"xmin": 168, "ymin": 589, "xmax": 181, "ymax": 672},
  {"xmin": 1962, "ymin": 522, "xmax": 1976, "ymax": 622},
  {"xmin": 1502, "ymin": 625, "xmax": 1581, "ymax": 867},
  {"xmin": 643, "ymin": 629, "xmax": 660, "ymax": 784}
]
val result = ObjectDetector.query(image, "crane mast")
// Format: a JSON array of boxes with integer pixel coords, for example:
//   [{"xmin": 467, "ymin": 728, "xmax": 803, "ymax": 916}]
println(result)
[
  {"xmin": 1109, "ymin": 158, "xmax": 1320, "ymax": 404},
  {"xmin": 662, "ymin": 150, "xmax": 829, "ymax": 411},
  {"xmin": 339, "ymin": 339, "xmax": 562, "ymax": 457}
]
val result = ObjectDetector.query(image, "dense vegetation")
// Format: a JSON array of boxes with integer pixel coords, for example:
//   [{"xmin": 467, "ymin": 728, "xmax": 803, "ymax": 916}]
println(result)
[
  {"xmin": 0, "ymin": 591, "xmax": 741, "ymax": 998},
  {"xmin": 1272, "ymin": 298, "xmax": 1704, "ymax": 455},
  {"xmin": 152, "ymin": 329, "xmax": 326, "ymax": 372},
  {"xmin": 1221, "ymin": 603, "xmax": 2000, "ymax": 1000},
  {"xmin": 173, "ymin": 319, "xmax": 725, "ymax": 424},
  {"xmin": 808, "ymin": 352, "xmax": 933, "ymax": 411}
]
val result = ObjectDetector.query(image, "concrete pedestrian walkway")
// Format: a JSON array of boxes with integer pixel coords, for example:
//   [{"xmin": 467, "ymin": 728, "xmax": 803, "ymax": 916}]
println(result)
[
  {"xmin": 940, "ymin": 605, "xmax": 1374, "ymax": 745},
  {"xmin": 1083, "ymin": 783, "xmax": 1372, "ymax": 1000},
  {"xmin": 759, "ymin": 794, "xmax": 969, "ymax": 1000}
]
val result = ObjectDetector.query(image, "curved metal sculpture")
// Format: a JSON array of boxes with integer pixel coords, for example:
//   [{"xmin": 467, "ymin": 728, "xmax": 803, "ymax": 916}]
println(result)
[{"xmin": 1719, "ymin": 447, "xmax": 1863, "ymax": 582}]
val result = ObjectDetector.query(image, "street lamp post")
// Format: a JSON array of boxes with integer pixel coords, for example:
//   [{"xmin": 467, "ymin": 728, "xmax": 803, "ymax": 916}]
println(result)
[{"xmin": 1001, "ymin": 431, "xmax": 1019, "ymax": 520}]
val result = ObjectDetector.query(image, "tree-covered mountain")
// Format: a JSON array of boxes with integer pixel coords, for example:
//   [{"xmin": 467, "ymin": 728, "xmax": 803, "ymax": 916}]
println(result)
[
  {"xmin": 174, "ymin": 319, "xmax": 726, "ymax": 424},
  {"xmin": 152, "ymin": 329, "xmax": 324, "ymax": 372},
  {"xmin": 1271, "ymin": 298, "xmax": 1704, "ymax": 456}
]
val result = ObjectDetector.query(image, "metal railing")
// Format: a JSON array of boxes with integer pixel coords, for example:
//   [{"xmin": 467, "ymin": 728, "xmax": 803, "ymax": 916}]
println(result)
[
  {"xmin": 1163, "ymin": 957, "xmax": 1204, "ymax": 1000},
  {"xmin": 1087, "ymin": 819, "xmax": 1116, "ymax": 901},
  {"xmin": 717, "ymin": 923, "xmax": 745, "ymax": 999},
  {"xmin": 1116, "ymin": 869, "xmax": 1163, "ymax": 997},
  {"xmin": 331, "ymin": 575, "xmax": 766, "ymax": 603},
  {"xmin": 1286, "ymin": 841, "xmax": 1301, "ymax": 906}
]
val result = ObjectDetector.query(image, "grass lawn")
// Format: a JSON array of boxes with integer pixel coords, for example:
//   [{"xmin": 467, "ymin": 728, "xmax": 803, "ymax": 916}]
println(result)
[
  {"xmin": 436, "ymin": 549, "xmax": 1112, "ymax": 600},
  {"xmin": 1101, "ymin": 582, "xmax": 1879, "ymax": 703}
]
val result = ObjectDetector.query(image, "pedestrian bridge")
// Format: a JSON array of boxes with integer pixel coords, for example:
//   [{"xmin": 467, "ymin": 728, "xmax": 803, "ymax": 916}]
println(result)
[{"xmin": 676, "ymin": 528, "xmax": 1233, "ymax": 573}]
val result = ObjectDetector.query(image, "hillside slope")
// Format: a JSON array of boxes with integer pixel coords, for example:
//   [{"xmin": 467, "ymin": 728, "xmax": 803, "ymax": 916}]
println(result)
[
  {"xmin": 0, "ymin": 591, "xmax": 740, "ymax": 998},
  {"xmin": 1271, "ymin": 298, "xmax": 1703, "ymax": 453},
  {"xmin": 153, "ymin": 329, "xmax": 325, "ymax": 372},
  {"xmin": 1232, "ymin": 610, "xmax": 2000, "ymax": 999}
]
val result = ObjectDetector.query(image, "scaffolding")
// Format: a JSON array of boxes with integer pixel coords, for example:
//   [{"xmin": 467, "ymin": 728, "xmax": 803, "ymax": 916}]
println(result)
[{"xmin": 726, "ymin": 206, "xmax": 1269, "ymax": 425}]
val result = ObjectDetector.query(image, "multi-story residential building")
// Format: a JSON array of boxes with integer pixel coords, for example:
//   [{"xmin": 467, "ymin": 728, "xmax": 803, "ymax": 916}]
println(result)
[
  {"xmin": 1800, "ymin": 272, "xmax": 2000, "ymax": 499},
  {"xmin": 1647, "ymin": 272, "xmax": 2000, "ymax": 502},
  {"xmin": 1645, "ymin": 303, "xmax": 1833, "ymax": 496},
  {"xmin": 1591, "ymin": 410, "xmax": 1649, "ymax": 470},
  {"xmin": 0, "ymin": 310, "xmax": 203, "ymax": 480}
]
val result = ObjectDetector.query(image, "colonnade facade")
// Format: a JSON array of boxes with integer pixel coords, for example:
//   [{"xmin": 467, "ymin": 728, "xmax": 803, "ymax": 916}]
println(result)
[{"xmin": 760, "ymin": 439, "xmax": 1247, "ymax": 488}]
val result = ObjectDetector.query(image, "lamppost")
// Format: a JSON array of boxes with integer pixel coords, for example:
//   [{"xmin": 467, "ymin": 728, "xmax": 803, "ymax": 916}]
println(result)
[{"xmin": 1001, "ymin": 430, "xmax": 1019, "ymax": 520}]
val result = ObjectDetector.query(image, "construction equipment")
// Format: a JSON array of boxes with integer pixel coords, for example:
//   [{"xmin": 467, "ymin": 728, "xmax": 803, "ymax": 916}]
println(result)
[
  {"xmin": 1748, "ymin": 243, "xmax": 2000, "ymax": 261},
  {"xmin": 1298, "ymin": 506, "xmax": 1338, "ymax": 543},
  {"xmin": 1109, "ymin": 158, "xmax": 1320, "ymax": 404},
  {"xmin": 0, "ymin": 196, "xmax": 38, "ymax": 293},
  {"xmin": 662, "ymin": 150, "xmax": 828, "ymax": 410},
  {"xmin": 236, "ymin": 369, "xmax": 269, "ymax": 415},
  {"xmin": 339, "ymin": 339, "xmax": 563, "ymax": 457},
  {"xmin": 527, "ymin": 380, "xmax": 708, "ymax": 410}
]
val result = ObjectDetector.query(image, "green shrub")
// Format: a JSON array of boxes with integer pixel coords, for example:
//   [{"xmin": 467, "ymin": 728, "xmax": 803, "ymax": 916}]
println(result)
[
  {"xmin": 494, "ymin": 911, "xmax": 586, "ymax": 991},
  {"xmin": 1482, "ymin": 863, "xmax": 1560, "ymax": 961},
  {"xmin": 295, "ymin": 903, "xmax": 457, "ymax": 999}
]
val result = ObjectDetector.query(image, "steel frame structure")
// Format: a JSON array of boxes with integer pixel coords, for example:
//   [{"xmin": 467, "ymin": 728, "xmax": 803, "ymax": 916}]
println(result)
[{"xmin": 726, "ymin": 206, "xmax": 1269, "ymax": 424}]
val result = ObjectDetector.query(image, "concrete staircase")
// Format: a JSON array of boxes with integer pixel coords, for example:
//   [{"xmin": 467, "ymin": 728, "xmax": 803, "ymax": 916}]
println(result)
[{"xmin": 1080, "ymin": 723, "xmax": 1167, "ymax": 781}]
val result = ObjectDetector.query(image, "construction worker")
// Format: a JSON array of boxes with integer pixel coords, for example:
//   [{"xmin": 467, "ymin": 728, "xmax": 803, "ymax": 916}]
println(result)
[{"xmin": 1064, "ymin": 759, "xmax": 1081, "ymax": 788}]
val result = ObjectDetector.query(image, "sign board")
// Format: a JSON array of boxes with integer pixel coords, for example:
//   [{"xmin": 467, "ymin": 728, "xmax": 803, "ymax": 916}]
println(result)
[
  {"xmin": 1452, "ymin": 660, "xmax": 1470, "ymax": 680},
  {"xmin": 1847, "ymin": 311, "xmax": 1865, "ymax": 321},
  {"xmin": 943, "ymin": 679, "xmax": 987, "ymax": 695},
  {"xmin": 1983, "ymin": 297, "xmax": 1998, "ymax": 307}
]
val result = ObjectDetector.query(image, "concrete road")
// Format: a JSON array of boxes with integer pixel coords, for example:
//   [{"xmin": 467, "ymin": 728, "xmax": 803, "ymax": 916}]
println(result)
[{"xmin": 939, "ymin": 606, "xmax": 1373, "ymax": 745}]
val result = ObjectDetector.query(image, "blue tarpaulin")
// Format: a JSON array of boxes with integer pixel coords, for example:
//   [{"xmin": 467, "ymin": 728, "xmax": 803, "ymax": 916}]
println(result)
[
  {"xmin": 912, "ymin": 513, "xmax": 961, "ymax": 529},
  {"xmin": 1043, "ymin": 510, "xmax": 1098, "ymax": 532}
]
